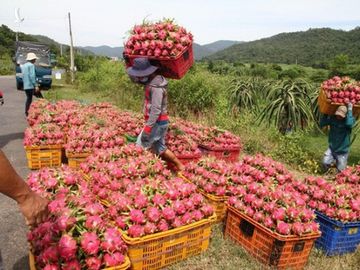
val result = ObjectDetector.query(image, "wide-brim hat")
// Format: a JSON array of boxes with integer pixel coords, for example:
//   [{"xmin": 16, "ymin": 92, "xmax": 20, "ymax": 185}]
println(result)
[
  {"xmin": 335, "ymin": 105, "xmax": 347, "ymax": 118},
  {"xmin": 26, "ymin": 52, "xmax": 38, "ymax": 61},
  {"xmin": 126, "ymin": 57, "xmax": 158, "ymax": 77}
]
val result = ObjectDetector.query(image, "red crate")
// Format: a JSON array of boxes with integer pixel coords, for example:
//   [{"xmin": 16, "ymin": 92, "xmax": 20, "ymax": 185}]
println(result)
[
  {"xmin": 166, "ymin": 152, "xmax": 202, "ymax": 172},
  {"xmin": 199, "ymin": 146, "xmax": 240, "ymax": 163},
  {"xmin": 225, "ymin": 206, "xmax": 321, "ymax": 269},
  {"xmin": 124, "ymin": 44, "xmax": 194, "ymax": 80}
]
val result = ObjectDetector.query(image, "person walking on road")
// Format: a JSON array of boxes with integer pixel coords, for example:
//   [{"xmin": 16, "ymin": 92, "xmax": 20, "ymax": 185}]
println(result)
[
  {"xmin": 126, "ymin": 58, "xmax": 184, "ymax": 171},
  {"xmin": 320, "ymin": 103, "xmax": 355, "ymax": 172},
  {"xmin": 21, "ymin": 52, "xmax": 43, "ymax": 116}
]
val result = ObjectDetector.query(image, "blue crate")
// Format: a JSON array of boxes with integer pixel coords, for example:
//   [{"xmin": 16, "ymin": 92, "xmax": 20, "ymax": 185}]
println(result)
[{"xmin": 315, "ymin": 211, "xmax": 360, "ymax": 256}]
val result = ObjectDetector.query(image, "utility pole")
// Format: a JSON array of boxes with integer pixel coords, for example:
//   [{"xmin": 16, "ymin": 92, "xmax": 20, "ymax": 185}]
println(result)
[{"xmin": 68, "ymin": 12, "xmax": 75, "ymax": 83}]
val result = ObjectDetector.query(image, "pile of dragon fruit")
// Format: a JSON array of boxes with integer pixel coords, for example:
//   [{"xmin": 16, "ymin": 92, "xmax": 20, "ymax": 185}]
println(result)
[
  {"xmin": 25, "ymin": 100, "xmax": 243, "ymax": 162},
  {"xmin": 183, "ymin": 154, "xmax": 320, "ymax": 236},
  {"xmin": 24, "ymin": 123, "xmax": 65, "ymax": 147},
  {"xmin": 65, "ymin": 123, "xmax": 125, "ymax": 154},
  {"xmin": 27, "ymin": 166, "xmax": 128, "ymax": 269},
  {"xmin": 79, "ymin": 145, "xmax": 214, "ymax": 237},
  {"xmin": 124, "ymin": 18, "xmax": 193, "ymax": 58},
  {"xmin": 175, "ymin": 119, "xmax": 241, "ymax": 151},
  {"xmin": 166, "ymin": 124, "xmax": 202, "ymax": 158},
  {"xmin": 322, "ymin": 76, "xmax": 360, "ymax": 105},
  {"xmin": 289, "ymin": 176, "xmax": 360, "ymax": 223}
]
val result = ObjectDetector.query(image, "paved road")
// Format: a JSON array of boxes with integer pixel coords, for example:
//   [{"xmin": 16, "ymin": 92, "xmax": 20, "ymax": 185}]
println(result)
[{"xmin": 0, "ymin": 75, "xmax": 31, "ymax": 270}]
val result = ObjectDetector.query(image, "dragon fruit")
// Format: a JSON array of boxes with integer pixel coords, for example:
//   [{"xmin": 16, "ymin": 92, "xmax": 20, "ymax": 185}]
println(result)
[
  {"xmin": 80, "ymin": 232, "xmax": 100, "ymax": 255},
  {"xmin": 58, "ymin": 234, "xmax": 77, "ymax": 259}
]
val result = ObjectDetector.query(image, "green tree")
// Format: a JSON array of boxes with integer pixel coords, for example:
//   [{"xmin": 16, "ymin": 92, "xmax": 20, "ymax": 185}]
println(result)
[{"xmin": 329, "ymin": 54, "xmax": 349, "ymax": 76}]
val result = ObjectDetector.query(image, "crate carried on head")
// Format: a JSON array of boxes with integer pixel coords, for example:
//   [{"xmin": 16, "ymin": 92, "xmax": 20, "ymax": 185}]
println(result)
[{"xmin": 123, "ymin": 18, "xmax": 194, "ymax": 80}]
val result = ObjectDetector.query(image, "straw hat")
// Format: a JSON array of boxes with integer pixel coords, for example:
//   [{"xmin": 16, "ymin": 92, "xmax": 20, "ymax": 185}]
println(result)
[{"xmin": 26, "ymin": 52, "xmax": 38, "ymax": 61}]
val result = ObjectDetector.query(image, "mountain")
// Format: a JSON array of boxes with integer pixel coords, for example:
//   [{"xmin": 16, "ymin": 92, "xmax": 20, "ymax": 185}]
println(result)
[
  {"xmin": 208, "ymin": 27, "xmax": 360, "ymax": 66},
  {"xmin": 82, "ymin": 45, "xmax": 123, "ymax": 58},
  {"xmin": 202, "ymin": 40, "xmax": 241, "ymax": 53},
  {"xmin": 31, "ymin": 35, "xmax": 93, "ymax": 56},
  {"xmin": 81, "ymin": 40, "xmax": 240, "ymax": 60}
]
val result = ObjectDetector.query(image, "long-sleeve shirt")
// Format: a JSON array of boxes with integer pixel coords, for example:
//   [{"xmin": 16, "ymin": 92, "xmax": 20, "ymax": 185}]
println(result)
[
  {"xmin": 21, "ymin": 62, "xmax": 37, "ymax": 90},
  {"xmin": 320, "ymin": 110, "xmax": 355, "ymax": 154},
  {"xmin": 143, "ymin": 75, "xmax": 169, "ymax": 133}
]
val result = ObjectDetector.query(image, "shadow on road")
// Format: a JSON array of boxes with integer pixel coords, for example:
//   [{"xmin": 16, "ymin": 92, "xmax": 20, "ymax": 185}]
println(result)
[
  {"xmin": 0, "ymin": 132, "xmax": 24, "ymax": 148},
  {"xmin": 12, "ymin": 255, "xmax": 29, "ymax": 270}
]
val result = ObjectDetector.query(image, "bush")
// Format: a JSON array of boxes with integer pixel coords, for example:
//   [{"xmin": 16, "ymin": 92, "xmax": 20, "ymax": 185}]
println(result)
[
  {"xmin": 77, "ymin": 59, "xmax": 142, "ymax": 111},
  {"xmin": 270, "ymin": 133, "xmax": 321, "ymax": 174},
  {"xmin": 168, "ymin": 69, "xmax": 227, "ymax": 117},
  {"xmin": 0, "ymin": 55, "xmax": 13, "ymax": 75}
]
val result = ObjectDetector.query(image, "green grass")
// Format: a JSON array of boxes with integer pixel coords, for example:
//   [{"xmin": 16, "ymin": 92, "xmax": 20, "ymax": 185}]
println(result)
[{"xmin": 303, "ymin": 130, "xmax": 360, "ymax": 166}]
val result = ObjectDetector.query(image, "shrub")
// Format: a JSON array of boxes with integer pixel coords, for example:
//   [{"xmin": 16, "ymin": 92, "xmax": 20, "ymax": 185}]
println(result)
[
  {"xmin": 168, "ymin": 69, "xmax": 227, "ymax": 117},
  {"xmin": 270, "ymin": 133, "xmax": 321, "ymax": 174}
]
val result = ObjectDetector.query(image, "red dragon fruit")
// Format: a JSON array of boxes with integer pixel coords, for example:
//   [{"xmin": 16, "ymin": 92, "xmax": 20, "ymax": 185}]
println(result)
[
  {"xmin": 103, "ymin": 252, "xmax": 125, "ymax": 267},
  {"xmin": 130, "ymin": 209, "xmax": 145, "ymax": 224},
  {"xmin": 85, "ymin": 257, "xmax": 102, "ymax": 270},
  {"xmin": 146, "ymin": 207, "xmax": 161, "ymax": 223},
  {"xmin": 127, "ymin": 224, "xmax": 145, "ymax": 238},
  {"xmin": 162, "ymin": 207, "xmax": 176, "ymax": 221},
  {"xmin": 58, "ymin": 234, "xmax": 77, "ymax": 259},
  {"xmin": 80, "ymin": 232, "xmax": 100, "ymax": 255},
  {"xmin": 276, "ymin": 221, "xmax": 291, "ymax": 235}
]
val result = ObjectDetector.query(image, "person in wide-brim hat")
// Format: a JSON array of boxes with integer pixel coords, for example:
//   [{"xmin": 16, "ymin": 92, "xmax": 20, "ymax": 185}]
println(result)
[
  {"xmin": 126, "ymin": 57, "xmax": 158, "ymax": 77},
  {"xmin": 26, "ymin": 52, "xmax": 38, "ymax": 61},
  {"xmin": 22, "ymin": 52, "xmax": 43, "ymax": 116},
  {"xmin": 126, "ymin": 57, "xmax": 184, "ymax": 171},
  {"xmin": 320, "ymin": 103, "xmax": 355, "ymax": 172}
]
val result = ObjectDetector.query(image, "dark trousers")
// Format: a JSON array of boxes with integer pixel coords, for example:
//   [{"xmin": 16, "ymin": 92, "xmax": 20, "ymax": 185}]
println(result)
[{"xmin": 25, "ymin": 89, "xmax": 43, "ymax": 116}]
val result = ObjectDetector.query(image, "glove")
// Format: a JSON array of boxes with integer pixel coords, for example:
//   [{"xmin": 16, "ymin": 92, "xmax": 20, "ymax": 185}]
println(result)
[
  {"xmin": 347, "ymin": 102, "xmax": 353, "ymax": 111},
  {"xmin": 141, "ymin": 131, "xmax": 150, "ymax": 145}
]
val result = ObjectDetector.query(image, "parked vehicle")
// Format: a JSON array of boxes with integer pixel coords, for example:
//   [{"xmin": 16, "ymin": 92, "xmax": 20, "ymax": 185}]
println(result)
[{"xmin": 15, "ymin": 41, "xmax": 53, "ymax": 90}]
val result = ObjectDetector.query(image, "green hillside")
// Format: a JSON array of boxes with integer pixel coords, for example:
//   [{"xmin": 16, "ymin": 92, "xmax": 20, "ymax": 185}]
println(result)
[{"xmin": 208, "ymin": 27, "xmax": 360, "ymax": 67}]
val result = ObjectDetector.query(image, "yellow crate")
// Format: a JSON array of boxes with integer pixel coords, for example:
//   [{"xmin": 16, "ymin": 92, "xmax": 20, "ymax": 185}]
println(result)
[
  {"xmin": 318, "ymin": 89, "xmax": 360, "ymax": 117},
  {"xmin": 25, "ymin": 145, "xmax": 62, "ymax": 170},
  {"xmin": 179, "ymin": 173, "xmax": 227, "ymax": 223},
  {"xmin": 66, "ymin": 151, "xmax": 91, "ymax": 169},
  {"xmin": 122, "ymin": 214, "xmax": 216, "ymax": 270},
  {"xmin": 202, "ymin": 193, "xmax": 227, "ymax": 223},
  {"xmin": 29, "ymin": 251, "xmax": 131, "ymax": 270}
]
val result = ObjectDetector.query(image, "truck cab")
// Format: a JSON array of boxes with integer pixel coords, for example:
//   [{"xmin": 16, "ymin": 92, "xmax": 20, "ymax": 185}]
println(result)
[{"xmin": 15, "ymin": 41, "xmax": 53, "ymax": 90}]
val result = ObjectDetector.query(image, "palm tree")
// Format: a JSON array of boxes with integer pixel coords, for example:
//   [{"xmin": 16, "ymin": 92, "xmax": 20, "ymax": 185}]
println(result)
[{"xmin": 257, "ymin": 79, "xmax": 313, "ymax": 134}]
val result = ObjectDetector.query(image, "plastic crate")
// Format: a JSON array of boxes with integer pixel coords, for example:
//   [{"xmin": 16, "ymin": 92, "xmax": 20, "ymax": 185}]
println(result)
[
  {"xmin": 121, "ymin": 214, "xmax": 216, "ymax": 270},
  {"xmin": 29, "ymin": 251, "xmax": 131, "ymax": 270},
  {"xmin": 318, "ymin": 89, "xmax": 360, "ymax": 117},
  {"xmin": 166, "ymin": 152, "xmax": 202, "ymax": 172},
  {"xmin": 123, "ymin": 44, "xmax": 194, "ymax": 80},
  {"xmin": 225, "ymin": 206, "xmax": 320, "ymax": 270},
  {"xmin": 66, "ymin": 151, "xmax": 91, "ymax": 169},
  {"xmin": 25, "ymin": 145, "xmax": 62, "ymax": 170},
  {"xmin": 315, "ymin": 211, "xmax": 360, "ymax": 255},
  {"xmin": 199, "ymin": 145, "xmax": 240, "ymax": 163},
  {"xmin": 179, "ymin": 174, "xmax": 227, "ymax": 223}
]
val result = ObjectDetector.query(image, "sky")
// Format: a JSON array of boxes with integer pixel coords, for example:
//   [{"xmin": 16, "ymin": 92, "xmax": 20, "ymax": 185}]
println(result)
[{"xmin": 0, "ymin": 0, "xmax": 359, "ymax": 47}]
